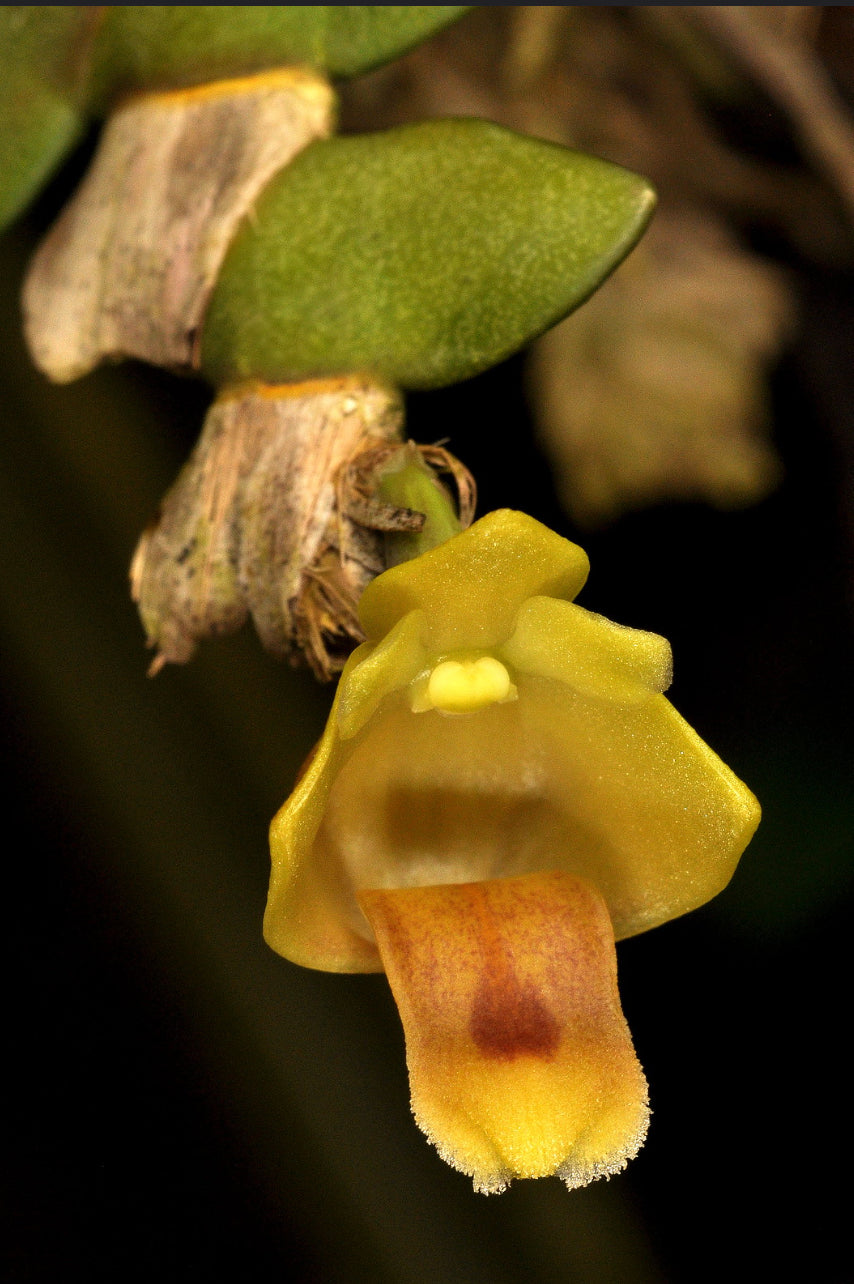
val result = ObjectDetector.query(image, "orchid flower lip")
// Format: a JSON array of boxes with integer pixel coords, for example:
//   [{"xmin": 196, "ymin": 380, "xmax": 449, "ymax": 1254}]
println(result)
[{"xmin": 359, "ymin": 871, "xmax": 651, "ymax": 1193}]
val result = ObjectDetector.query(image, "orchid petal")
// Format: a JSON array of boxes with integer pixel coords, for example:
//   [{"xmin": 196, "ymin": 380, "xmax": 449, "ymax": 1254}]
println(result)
[
  {"xmin": 336, "ymin": 609, "xmax": 429, "ymax": 740},
  {"xmin": 357, "ymin": 509, "xmax": 589, "ymax": 651},
  {"xmin": 502, "ymin": 595, "xmax": 673, "ymax": 703}
]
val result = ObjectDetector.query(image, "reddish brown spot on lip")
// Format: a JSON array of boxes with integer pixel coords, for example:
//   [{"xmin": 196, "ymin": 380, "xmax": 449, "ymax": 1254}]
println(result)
[
  {"xmin": 470, "ymin": 971, "xmax": 560, "ymax": 1060},
  {"xmin": 358, "ymin": 874, "xmax": 649, "ymax": 1187}
]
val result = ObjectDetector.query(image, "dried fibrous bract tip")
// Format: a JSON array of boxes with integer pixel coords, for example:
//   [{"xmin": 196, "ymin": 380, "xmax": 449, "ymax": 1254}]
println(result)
[
  {"xmin": 344, "ymin": 439, "xmax": 476, "ymax": 533},
  {"xmin": 530, "ymin": 209, "xmax": 792, "ymax": 526},
  {"xmin": 344, "ymin": 437, "xmax": 476, "ymax": 569},
  {"xmin": 130, "ymin": 378, "xmax": 475, "ymax": 680}
]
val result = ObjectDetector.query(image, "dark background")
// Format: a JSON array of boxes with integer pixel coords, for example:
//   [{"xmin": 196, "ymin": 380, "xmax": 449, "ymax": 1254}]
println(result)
[{"xmin": 3, "ymin": 28, "xmax": 854, "ymax": 1284}]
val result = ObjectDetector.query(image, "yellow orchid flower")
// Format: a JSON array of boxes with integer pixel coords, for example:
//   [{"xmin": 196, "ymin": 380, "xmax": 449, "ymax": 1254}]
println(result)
[{"xmin": 265, "ymin": 509, "xmax": 760, "ymax": 1192}]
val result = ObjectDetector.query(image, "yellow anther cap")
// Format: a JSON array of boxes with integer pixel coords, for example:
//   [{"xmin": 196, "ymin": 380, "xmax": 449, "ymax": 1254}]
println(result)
[{"xmin": 425, "ymin": 656, "xmax": 516, "ymax": 714}]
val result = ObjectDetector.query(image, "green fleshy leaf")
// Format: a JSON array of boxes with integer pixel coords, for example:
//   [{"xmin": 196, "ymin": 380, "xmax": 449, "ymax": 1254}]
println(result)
[
  {"xmin": 201, "ymin": 120, "xmax": 656, "ymax": 391},
  {"xmin": 316, "ymin": 6, "xmax": 471, "ymax": 78},
  {"xmin": 93, "ymin": 6, "xmax": 470, "ymax": 97},
  {"xmin": 0, "ymin": 7, "xmax": 98, "ymax": 230}
]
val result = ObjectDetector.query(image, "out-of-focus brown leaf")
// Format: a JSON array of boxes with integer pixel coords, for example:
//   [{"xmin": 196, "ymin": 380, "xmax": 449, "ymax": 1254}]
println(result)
[{"xmin": 528, "ymin": 209, "xmax": 793, "ymax": 526}]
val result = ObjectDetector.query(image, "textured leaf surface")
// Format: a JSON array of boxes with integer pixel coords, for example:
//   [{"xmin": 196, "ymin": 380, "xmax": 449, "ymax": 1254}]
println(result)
[
  {"xmin": 95, "ymin": 6, "xmax": 470, "ymax": 95},
  {"xmin": 202, "ymin": 120, "xmax": 656, "ymax": 390},
  {"xmin": 0, "ymin": 7, "xmax": 97, "ymax": 230}
]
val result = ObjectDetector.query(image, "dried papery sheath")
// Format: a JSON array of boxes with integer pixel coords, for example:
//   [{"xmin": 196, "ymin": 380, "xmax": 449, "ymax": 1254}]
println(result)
[
  {"xmin": 23, "ymin": 67, "xmax": 334, "ymax": 382},
  {"xmin": 131, "ymin": 378, "xmax": 473, "ymax": 679},
  {"xmin": 132, "ymin": 378, "xmax": 400, "ymax": 676},
  {"xmin": 234, "ymin": 381, "xmax": 404, "ymax": 679}
]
